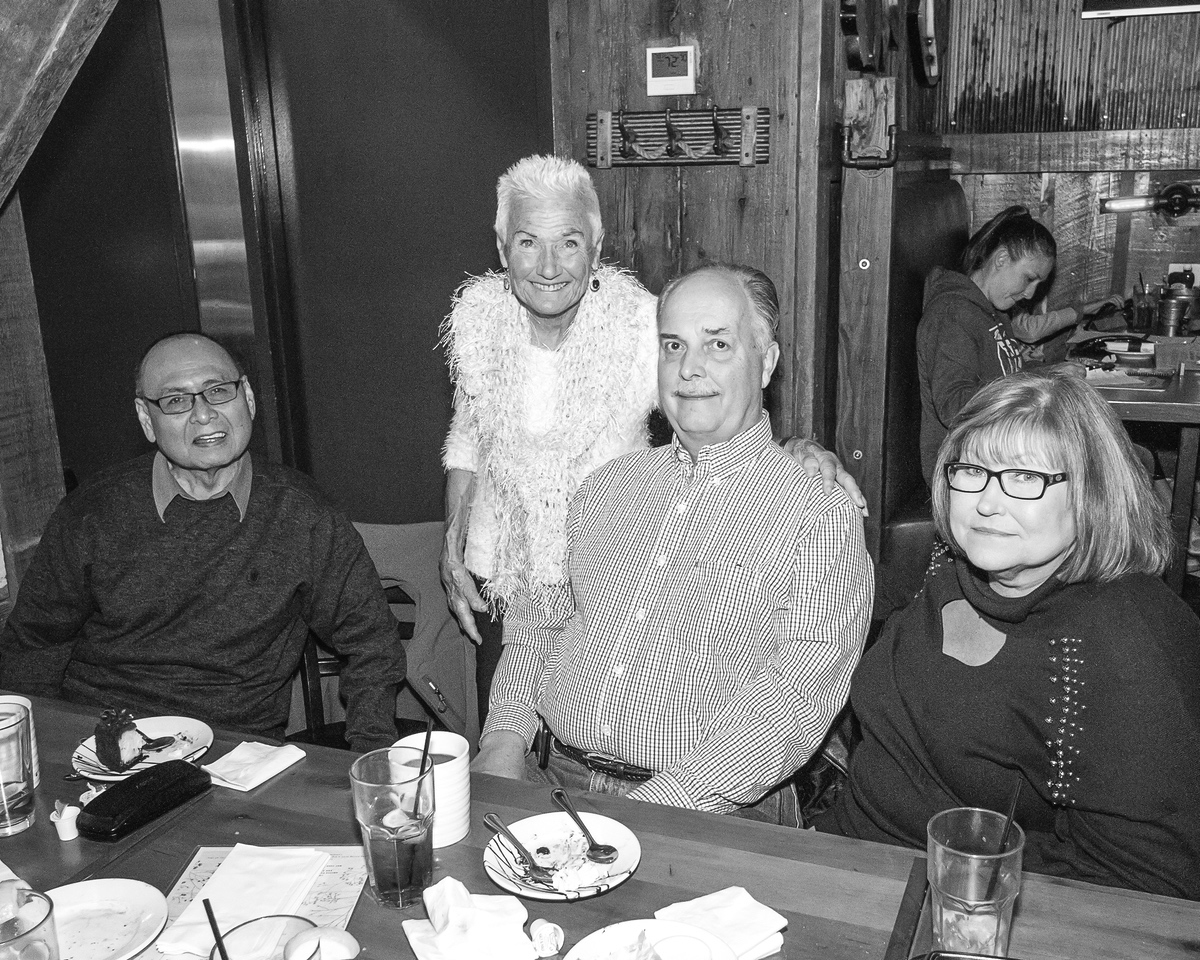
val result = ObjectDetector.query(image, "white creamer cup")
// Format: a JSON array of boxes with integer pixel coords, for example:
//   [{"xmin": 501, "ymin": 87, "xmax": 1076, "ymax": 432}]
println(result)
[
  {"xmin": 0, "ymin": 696, "xmax": 38, "ymax": 787},
  {"xmin": 394, "ymin": 730, "xmax": 470, "ymax": 847},
  {"xmin": 50, "ymin": 805, "xmax": 81, "ymax": 841}
]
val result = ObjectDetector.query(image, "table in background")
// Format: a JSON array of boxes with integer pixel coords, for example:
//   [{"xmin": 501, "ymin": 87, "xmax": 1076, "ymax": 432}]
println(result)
[
  {"xmin": 1098, "ymin": 365, "xmax": 1200, "ymax": 594},
  {"xmin": 8, "ymin": 696, "xmax": 1200, "ymax": 960}
]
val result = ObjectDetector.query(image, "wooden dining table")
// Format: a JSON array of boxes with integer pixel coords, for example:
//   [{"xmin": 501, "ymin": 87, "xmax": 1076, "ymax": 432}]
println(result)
[
  {"xmin": 7, "ymin": 694, "xmax": 1199, "ymax": 960},
  {"xmin": 1093, "ymin": 362, "xmax": 1200, "ymax": 594}
]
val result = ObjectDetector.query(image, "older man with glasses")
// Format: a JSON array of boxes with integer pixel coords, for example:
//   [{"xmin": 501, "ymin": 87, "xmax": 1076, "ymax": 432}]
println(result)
[{"xmin": 0, "ymin": 333, "xmax": 405, "ymax": 752}]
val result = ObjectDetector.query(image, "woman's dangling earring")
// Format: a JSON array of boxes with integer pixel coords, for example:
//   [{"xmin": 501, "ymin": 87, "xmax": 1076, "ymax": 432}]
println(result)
[
  {"xmin": 503, "ymin": 273, "xmax": 510, "ymax": 292},
  {"xmin": 590, "ymin": 275, "xmax": 601, "ymax": 292}
]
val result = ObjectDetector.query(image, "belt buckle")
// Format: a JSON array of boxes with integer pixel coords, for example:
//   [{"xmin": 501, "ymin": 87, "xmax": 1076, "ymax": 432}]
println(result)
[{"xmin": 582, "ymin": 751, "xmax": 629, "ymax": 779}]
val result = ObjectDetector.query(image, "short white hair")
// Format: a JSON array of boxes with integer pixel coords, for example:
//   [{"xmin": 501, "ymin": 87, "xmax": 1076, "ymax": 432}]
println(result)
[{"xmin": 494, "ymin": 155, "xmax": 603, "ymax": 250}]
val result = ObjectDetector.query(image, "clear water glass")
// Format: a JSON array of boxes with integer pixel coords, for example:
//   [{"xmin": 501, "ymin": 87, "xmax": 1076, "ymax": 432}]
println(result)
[{"xmin": 927, "ymin": 806, "xmax": 1024, "ymax": 957}]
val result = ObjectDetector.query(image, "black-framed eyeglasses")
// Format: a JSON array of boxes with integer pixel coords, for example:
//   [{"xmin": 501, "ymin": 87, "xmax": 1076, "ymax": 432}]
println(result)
[
  {"xmin": 140, "ymin": 379, "xmax": 243, "ymax": 415},
  {"xmin": 945, "ymin": 461, "xmax": 1068, "ymax": 501}
]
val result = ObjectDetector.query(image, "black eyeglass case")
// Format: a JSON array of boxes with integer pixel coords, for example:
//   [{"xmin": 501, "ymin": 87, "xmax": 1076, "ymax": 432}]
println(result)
[{"xmin": 77, "ymin": 759, "xmax": 212, "ymax": 841}]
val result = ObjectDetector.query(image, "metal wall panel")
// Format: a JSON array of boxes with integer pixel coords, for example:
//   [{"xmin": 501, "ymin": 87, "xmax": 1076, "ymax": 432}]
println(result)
[
  {"xmin": 907, "ymin": 0, "xmax": 1200, "ymax": 133},
  {"xmin": 159, "ymin": 0, "xmax": 255, "ymax": 359}
]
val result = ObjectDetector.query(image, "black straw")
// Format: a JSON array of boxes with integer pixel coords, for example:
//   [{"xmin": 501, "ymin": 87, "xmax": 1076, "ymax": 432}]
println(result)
[
  {"xmin": 985, "ymin": 779, "xmax": 1023, "ymax": 900},
  {"xmin": 419, "ymin": 716, "xmax": 434, "ymax": 775},
  {"xmin": 202, "ymin": 898, "xmax": 230, "ymax": 960}
]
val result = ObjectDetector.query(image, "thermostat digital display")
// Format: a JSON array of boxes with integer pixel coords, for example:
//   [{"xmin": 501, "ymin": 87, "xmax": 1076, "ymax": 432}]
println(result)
[
  {"xmin": 651, "ymin": 51, "xmax": 689, "ymax": 77},
  {"xmin": 646, "ymin": 45, "xmax": 697, "ymax": 97}
]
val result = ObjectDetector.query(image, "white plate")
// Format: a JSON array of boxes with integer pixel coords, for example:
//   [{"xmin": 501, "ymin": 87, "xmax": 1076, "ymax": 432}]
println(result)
[
  {"xmin": 72, "ymin": 716, "xmax": 214, "ymax": 781},
  {"xmin": 565, "ymin": 919, "xmax": 736, "ymax": 960},
  {"xmin": 47, "ymin": 879, "xmax": 169, "ymax": 960},
  {"xmin": 483, "ymin": 811, "xmax": 640, "ymax": 901}
]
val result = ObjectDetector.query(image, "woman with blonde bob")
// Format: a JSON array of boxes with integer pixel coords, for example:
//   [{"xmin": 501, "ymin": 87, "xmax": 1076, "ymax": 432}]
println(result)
[{"xmin": 818, "ymin": 371, "xmax": 1200, "ymax": 900}]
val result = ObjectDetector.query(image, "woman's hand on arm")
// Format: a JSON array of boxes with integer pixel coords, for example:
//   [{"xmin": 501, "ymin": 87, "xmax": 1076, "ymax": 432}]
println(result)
[
  {"xmin": 781, "ymin": 438, "xmax": 868, "ymax": 516},
  {"xmin": 441, "ymin": 467, "xmax": 486, "ymax": 645}
]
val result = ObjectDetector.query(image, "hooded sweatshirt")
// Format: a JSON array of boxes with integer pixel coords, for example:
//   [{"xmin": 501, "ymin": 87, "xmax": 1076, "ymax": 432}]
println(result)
[{"xmin": 916, "ymin": 267, "xmax": 1024, "ymax": 483}]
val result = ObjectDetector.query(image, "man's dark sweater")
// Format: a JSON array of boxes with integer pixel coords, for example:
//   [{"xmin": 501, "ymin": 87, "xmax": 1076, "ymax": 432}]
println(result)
[{"xmin": 0, "ymin": 454, "xmax": 404, "ymax": 751}]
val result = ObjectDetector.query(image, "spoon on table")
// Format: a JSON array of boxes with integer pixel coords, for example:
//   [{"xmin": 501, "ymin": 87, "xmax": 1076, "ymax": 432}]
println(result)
[
  {"xmin": 550, "ymin": 788, "xmax": 619, "ymax": 863},
  {"xmin": 483, "ymin": 813, "xmax": 556, "ymax": 883}
]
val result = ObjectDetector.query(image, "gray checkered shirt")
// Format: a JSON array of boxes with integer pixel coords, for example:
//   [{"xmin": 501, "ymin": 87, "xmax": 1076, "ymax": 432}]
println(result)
[{"xmin": 485, "ymin": 414, "xmax": 873, "ymax": 813}]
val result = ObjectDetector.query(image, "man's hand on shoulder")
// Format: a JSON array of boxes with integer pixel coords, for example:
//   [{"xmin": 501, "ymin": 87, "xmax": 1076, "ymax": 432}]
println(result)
[
  {"xmin": 782, "ymin": 437, "xmax": 868, "ymax": 516},
  {"xmin": 470, "ymin": 730, "xmax": 528, "ymax": 780}
]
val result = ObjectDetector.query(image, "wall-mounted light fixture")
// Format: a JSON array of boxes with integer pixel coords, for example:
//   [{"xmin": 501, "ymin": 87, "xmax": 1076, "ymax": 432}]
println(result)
[{"xmin": 1099, "ymin": 182, "xmax": 1200, "ymax": 217}]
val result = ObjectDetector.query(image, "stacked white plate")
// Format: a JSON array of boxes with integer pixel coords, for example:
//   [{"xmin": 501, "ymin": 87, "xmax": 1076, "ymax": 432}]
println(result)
[{"xmin": 395, "ymin": 730, "xmax": 470, "ymax": 847}]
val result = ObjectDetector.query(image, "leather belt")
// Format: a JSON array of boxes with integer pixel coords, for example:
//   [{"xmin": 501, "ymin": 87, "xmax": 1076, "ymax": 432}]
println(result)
[{"xmin": 551, "ymin": 737, "xmax": 655, "ymax": 783}]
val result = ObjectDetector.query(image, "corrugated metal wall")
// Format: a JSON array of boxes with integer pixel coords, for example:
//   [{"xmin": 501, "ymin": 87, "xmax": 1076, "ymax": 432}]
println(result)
[{"xmin": 908, "ymin": 0, "xmax": 1200, "ymax": 133}]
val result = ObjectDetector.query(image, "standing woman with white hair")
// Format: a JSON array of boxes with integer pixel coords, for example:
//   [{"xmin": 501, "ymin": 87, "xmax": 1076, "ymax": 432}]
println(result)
[{"xmin": 440, "ymin": 155, "xmax": 862, "ymax": 731}]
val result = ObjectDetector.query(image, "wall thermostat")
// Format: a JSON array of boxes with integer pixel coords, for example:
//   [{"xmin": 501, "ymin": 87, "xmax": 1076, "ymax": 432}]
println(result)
[{"xmin": 646, "ymin": 45, "xmax": 696, "ymax": 97}]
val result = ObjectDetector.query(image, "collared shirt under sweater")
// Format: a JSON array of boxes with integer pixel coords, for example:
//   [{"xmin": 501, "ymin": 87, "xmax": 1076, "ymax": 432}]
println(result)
[
  {"xmin": 485, "ymin": 414, "xmax": 874, "ymax": 813},
  {"xmin": 0, "ymin": 452, "xmax": 405, "ymax": 751}
]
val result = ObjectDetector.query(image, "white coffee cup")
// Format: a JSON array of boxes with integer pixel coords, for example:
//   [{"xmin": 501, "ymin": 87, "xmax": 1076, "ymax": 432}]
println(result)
[
  {"xmin": 0, "ymin": 696, "xmax": 39, "ymax": 787},
  {"xmin": 394, "ymin": 730, "xmax": 470, "ymax": 847}
]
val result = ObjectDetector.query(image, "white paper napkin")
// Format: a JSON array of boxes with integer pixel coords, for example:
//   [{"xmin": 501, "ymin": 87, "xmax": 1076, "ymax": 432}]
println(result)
[
  {"xmin": 401, "ymin": 877, "xmax": 536, "ymax": 960},
  {"xmin": 655, "ymin": 886, "xmax": 787, "ymax": 960},
  {"xmin": 157, "ymin": 843, "xmax": 329, "ymax": 958},
  {"xmin": 0, "ymin": 858, "xmax": 20, "ymax": 884},
  {"xmin": 203, "ymin": 742, "xmax": 306, "ymax": 791}
]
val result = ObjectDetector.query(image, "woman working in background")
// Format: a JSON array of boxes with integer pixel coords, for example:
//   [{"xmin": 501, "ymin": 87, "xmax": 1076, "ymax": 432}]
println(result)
[
  {"xmin": 439, "ymin": 155, "xmax": 861, "ymax": 729},
  {"xmin": 917, "ymin": 205, "xmax": 1119, "ymax": 485},
  {"xmin": 818, "ymin": 372, "xmax": 1200, "ymax": 900}
]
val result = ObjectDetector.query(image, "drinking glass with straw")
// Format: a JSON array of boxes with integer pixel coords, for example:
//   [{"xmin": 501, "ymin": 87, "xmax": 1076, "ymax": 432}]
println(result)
[
  {"xmin": 926, "ymin": 785, "xmax": 1025, "ymax": 958},
  {"xmin": 349, "ymin": 720, "xmax": 436, "ymax": 907}
]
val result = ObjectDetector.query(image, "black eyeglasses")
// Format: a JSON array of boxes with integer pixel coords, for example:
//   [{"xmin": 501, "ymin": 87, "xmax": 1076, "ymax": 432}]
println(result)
[
  {"xmin": 945, "ymin": 461, "xmax": 1068, "ymax": 501},
  {"xmin": 140, "ymin": 379, "xmax": 242, "ymax": 415}
]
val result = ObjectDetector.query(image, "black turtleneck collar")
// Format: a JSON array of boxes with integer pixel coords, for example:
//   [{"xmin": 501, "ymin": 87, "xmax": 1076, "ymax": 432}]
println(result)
[{"xmin": 952, "ymin": 553, "xmax": 1063, "ymax": 624}]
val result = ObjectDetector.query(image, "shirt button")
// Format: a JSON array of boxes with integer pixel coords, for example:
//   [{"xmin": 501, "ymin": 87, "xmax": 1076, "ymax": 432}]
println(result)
[
  {"xmin": 676, "ymin": 501, "xmax": 688, "ymax": 514},
  {"xmin": 634, "ymin": 608, "xmax": 646, "ymax": 622},
  {"xmin": 613, "ymin": 664, "xmax": 626, "ymax": 677},
  {"xmin": 656, "ymin": 554, "xmax": 668, "ymax": 567},
  {"xmin": 710, "ymin": 477, "xmax": 721, "ymax": 487},
  {"xmin": 600, "ymin": 723, "xmax": 612, "ymax": 737}
]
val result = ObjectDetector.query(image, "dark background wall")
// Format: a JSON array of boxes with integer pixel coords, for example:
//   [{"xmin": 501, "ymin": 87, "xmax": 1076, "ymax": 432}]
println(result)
[
  {"xmin": 17, "ymin": 0, "xmax": 551, "ymax": 523},
  {"xmin": 17, "ymin": 0, "xmax": 200, "ymax": 485},
  {"xmin": 260, "ymin": 0, "xmax": 552, "ymax": 522}
]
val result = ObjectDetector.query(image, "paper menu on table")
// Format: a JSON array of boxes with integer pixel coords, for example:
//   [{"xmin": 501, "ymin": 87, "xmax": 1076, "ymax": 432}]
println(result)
[{"xmin": 144, "ymin": 845, "xmax": 367, "ymax": 959}]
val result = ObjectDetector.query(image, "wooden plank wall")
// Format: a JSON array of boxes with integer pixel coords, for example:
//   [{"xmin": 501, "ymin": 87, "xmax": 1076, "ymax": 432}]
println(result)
[
  {"xmin": 887, "ymin": 0, "xmax": 1200, "ymax": 326},
  {"xmin": 905, "ymin": 0, "xmax": 1200, "ymax": 135},
  {"xmin": 546, "ymin": 0, "xmax": 840, "ymax": 440},
  {"xmin": 953, "ymin": 169, "xmax": 1200, "ymax": 309}
]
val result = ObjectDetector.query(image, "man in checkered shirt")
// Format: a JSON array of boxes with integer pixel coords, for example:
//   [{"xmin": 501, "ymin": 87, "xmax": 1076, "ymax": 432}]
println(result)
[{"xmin": 474, "ymin": 263, "xmax": 873, "ymax": 820}]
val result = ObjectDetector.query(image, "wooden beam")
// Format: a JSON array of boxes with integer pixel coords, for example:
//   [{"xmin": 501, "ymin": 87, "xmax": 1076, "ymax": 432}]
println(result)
[
  {"xmin": 940, "ymin": 129, "xmax": 1200, "ymax": 175},
  {"xmin": 791, "ymin": 0, "xmax": 841, "ymax": 443},
  {"xmin": 0, "ymin": 0, "xmax": 120, "ymax": 207},
  {"xmin": 0, "ymin": 192, "xmax": 64, "ymax": 609},
  {"xmin": 836, "ymin": 77, "xmax": 896, "ymax": 554}
]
